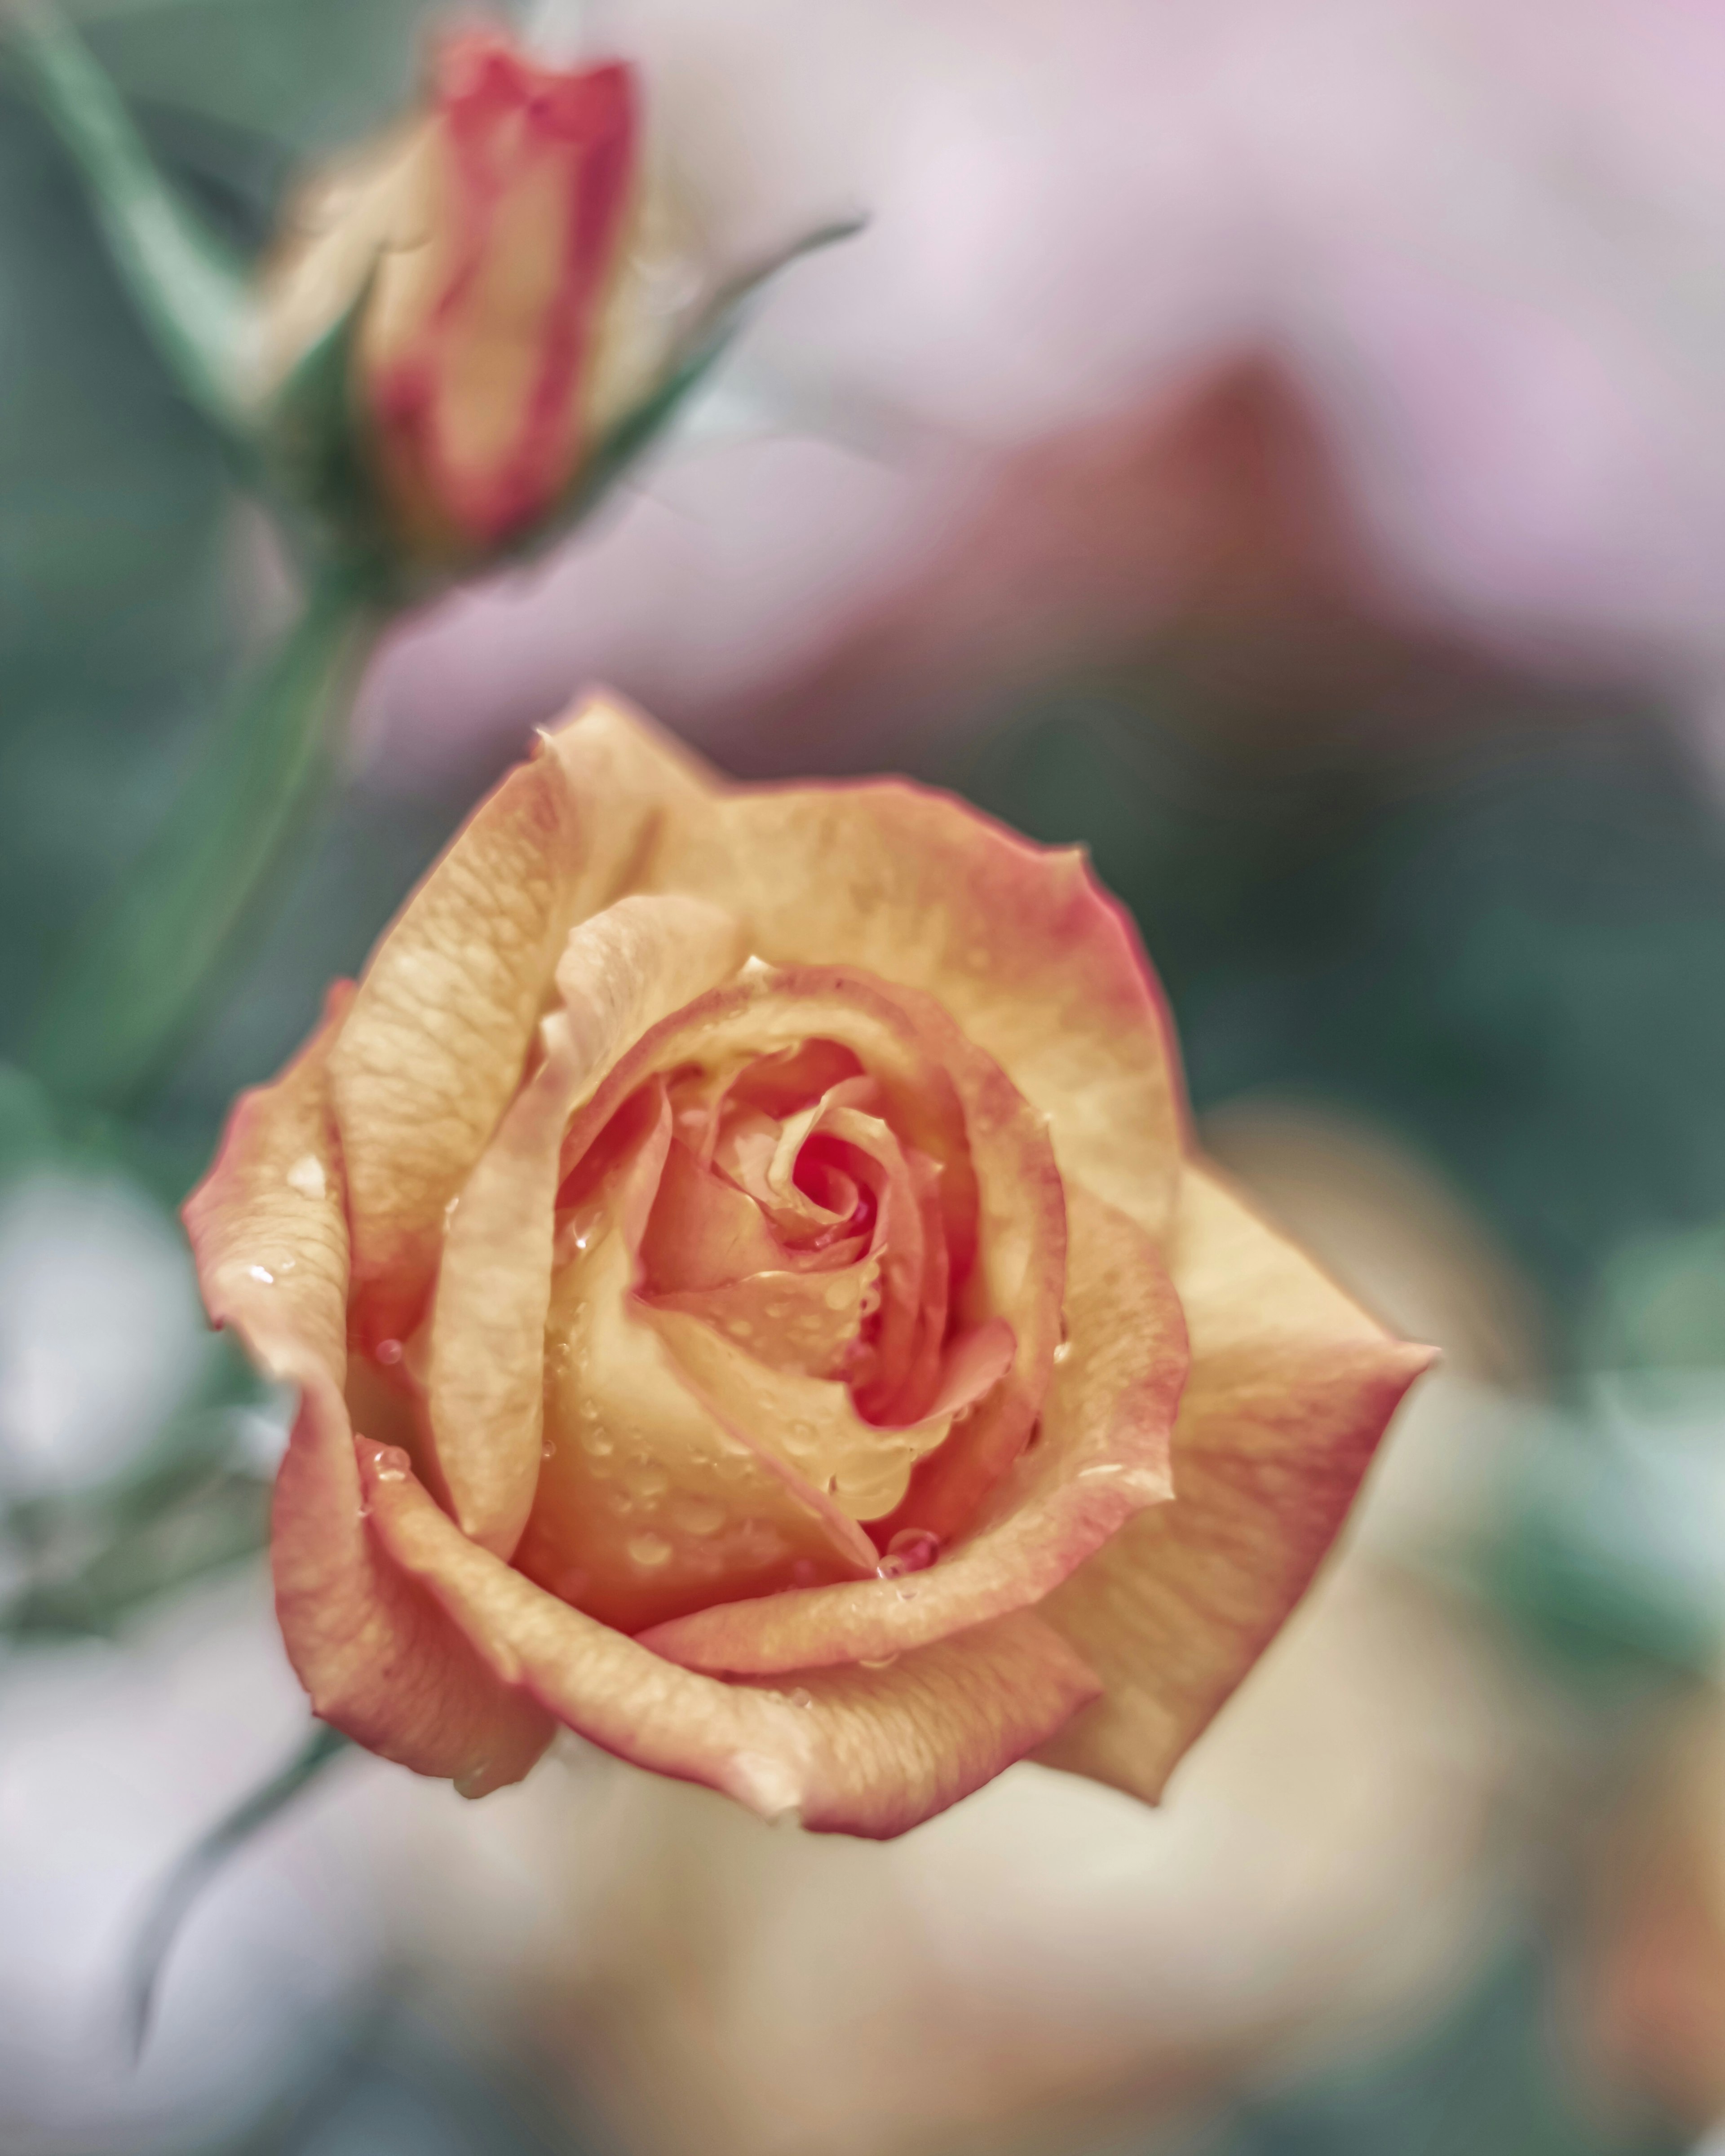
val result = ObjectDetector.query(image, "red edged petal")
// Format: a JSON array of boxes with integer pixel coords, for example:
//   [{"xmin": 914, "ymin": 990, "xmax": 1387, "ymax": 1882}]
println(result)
[
  {"xmin": 642, "ymin": 1184, "xmax": 1185, "ymax": 1676},
  {"xmin": 329, "ymin": 696, "xmax": 712, "ymax": 1346},
  {"xmin": 362, "ymin": 1442, "xmax": 1101, "ymax": 1838},
  {"xmin": 426, "ymin": 894, "xmax": 742, "ymax": 1556},
  {"xmin": 1031, "ymin": 1162, "xmax": 1436, "ymax": 1803},
  {"xmin": 182, "ymin": 993, "xmax": 551, "ymax": 1791},
  {"xmin": 646, "ymin": 774, "xmax": 1185, "ymax": 1244}
]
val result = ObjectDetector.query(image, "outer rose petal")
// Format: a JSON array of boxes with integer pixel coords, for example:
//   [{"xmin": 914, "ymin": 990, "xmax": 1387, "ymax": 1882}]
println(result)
[
  {"xmin": 617, "ymin": 742, "xmax": 1185, "ymax": 1243},
  {"xmin": 427, "ymin": 895, "xmax": 742, "ymax": 1557},
  {"xmin": 330, "ymin": 698, "xmax": 709, "ymax": 1344},
  {"xmin": 182, "ymin": 994, "xmax": 552, "ymax": 1792},
  {"xmin": 1031, "ymin": 1162, "xmax": 1437, "ymax": 1803},
  {"xmin": 643, "ymin": 1185, "xmax": 1186, "ymax": 1675},
  {"xmin": 360, "ymin": 1442, "xmax": 1102, "ymax": 1838}
]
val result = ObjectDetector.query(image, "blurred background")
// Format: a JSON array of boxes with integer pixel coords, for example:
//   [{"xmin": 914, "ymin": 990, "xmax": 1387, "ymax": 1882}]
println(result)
[{"xmin": 7, "ymin": 0, "xmax": 1725, "ymax": 2150}]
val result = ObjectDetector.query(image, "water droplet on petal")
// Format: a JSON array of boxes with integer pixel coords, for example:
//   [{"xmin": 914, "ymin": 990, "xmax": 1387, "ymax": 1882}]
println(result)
[
  {"xmin": 787, "ymin": 1687, "xmax": 814, "ymax": 1710},
  {"xmin": 375, "ymin": 1338, "xmax": 403, "ymax": 1367},
  {"xmin": 878, "ymin": 1527, "xmax": 940, "ymax": 1578},
  {"xmin": 822, "ymin": 1281, "xmax": 850, "ymax": 1312},
  {"xmin": 858, "ymin": 1655, "xmax": 898, "ymax": 1671},
  {"xmin": 1052, "ymin": 1340, "xmax": 1073, "ymax": 1366},
  {"xmin": 247, "ymin": 1265, "xmax": 274, "ymax": 1286},
  {"xmin": 541, "ymin": 1437, "xmax": 557, "ymax": 1460},
  {"xmin": 454, "ymin": 1759, "xmax": 492, "ymax": 1798},
  {"xmin": 675, "ymin": 1496, "xmax": 726, "ymax": 1537},
  {"xmin": 285, "ymin": 1154, "xmax": 327, "ymax": 1201},
  {"xmin": 627, "ymin": 1532, "xmax": 673, "ymax": 1570}
]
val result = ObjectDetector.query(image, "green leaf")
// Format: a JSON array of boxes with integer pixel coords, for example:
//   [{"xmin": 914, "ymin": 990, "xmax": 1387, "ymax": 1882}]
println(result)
[
  {"xmin": 3, "ymin": 2, "xmax": 256, "ymax": 436},
  {"xmin": 126, "ymin": 1719, "xmax": 353, "ymax": 2055}
]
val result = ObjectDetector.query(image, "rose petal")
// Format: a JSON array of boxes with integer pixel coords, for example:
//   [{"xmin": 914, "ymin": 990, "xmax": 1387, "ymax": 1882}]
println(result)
[
  {"xmin": 561, "ymin": 967, "xmax": 1067, "ymax": 1538},
  {"xmin": 646, "ymin": 1259, "xmax": 878, "ymax": 1380},
  {"xmin": 643, "ymin": 1184, "xmax": 1185, "ymax": 1675},
  {"xmin": 332, "ymin": 695, "xmax": 711, "ymax": 1344},
  {"xmin": 426, "ymin": 893, "xmax": 743, "ymax": 1558},
  {"xmin": 639, "ymin": 1135, "xmax": 800, "ymax": 1289},
  {"xmin": 182, "ymin": 994, "xmax": 552, "ymax": 1791},
  {"xmin": 1030, "ymin": 1163, "xmax": 1436, "ymax": 1803},
  {"xmin": 362, "ymin": 1442, "xmax": 1102, "ymax": 1837},
  {"xmin": 625, "ymin": 751, "xmax": 1184, "ymax": 1243},
  {"xmin": 645, "ymin": 1305, "xmax": 1015, "ymax": 1523},
  {"xmin": 520, "ymin": 1118, "xmax": 881, "ymax": 1634}
]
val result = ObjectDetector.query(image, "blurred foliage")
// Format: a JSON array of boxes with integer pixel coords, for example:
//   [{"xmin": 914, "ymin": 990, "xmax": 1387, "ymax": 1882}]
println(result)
[
  {"xmin": 0, "ymin": 0, "xmax": 475, "ymax": 1178},
  {"xmin": 949, "ymin": 678, "xmax": 1725, "ymax": 1360},
  {"xmin": 1162, "ymin": 1946, "xmax": 1685, "ymax": 2156}
]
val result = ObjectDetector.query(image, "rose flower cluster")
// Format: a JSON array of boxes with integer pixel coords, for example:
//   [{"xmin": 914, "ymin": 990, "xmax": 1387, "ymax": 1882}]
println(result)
[{"xmin": 187, "ymin": 702, "xmax": 1430, "ymax": 1837}]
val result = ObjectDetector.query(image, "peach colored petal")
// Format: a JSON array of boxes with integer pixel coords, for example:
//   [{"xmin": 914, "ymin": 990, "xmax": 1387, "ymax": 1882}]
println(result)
[
  {"xmin": 618, "ymin": 746, "xmax": 1184, "ymax": 1243},
  {"xmin": 640, "ymin": 1136, "xmax": 792, "ymax": 1290},
  {"xmin": 876, "ymin": 981, "xmax": 1066, "ymax": 1542},
  {"xmin": 646, "ymin": 1260, "xmax": 879, "ymax": 1379},
  {"xmin": 559, "ymin": 968, "xmax": 1067, "ymax": 1539},
  {"xmin": 361, "ymin": 1442, "xmax": 1102, "ymax": 1836},
  {"xmin": 643, "ymin": 1184, "xmax": 1185, "ymax": 1676},
  {"xmin": 1031, "ymin": 1162, "xmax": 1436, "ymax": 1804},
  {"xmin": 331, "ymin": 696, "xmax": 712, "ymax": 1344},
  {"xmin": 426, "ymin": 894, "xmax": 742, "ymax": 1557},
  {"xmin": 520, "ymin": 1128, "xmax": 880, "ymax": 1634},
  {"xmin": 182, "ymin": 996, "xmax": 552, "ymax": 1790},
  {"xmin": 645, "ymin": 1305, "xmax": 1014, "ymax": 1523}
]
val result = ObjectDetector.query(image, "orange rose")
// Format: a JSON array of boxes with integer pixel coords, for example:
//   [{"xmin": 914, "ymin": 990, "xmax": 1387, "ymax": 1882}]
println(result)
[
  {"xmin": 185, "ymin": 700, "xmax": 1431, "ymax": 1836},
  {"xmin": 261, "ymin": 34, "xmax": 670, "ymax": 557}
]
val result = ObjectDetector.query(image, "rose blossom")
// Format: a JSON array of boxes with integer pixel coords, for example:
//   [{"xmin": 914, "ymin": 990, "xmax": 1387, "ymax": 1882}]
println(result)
[
  {"xmin": 258, "ymin": 33, "xmax": 678, "ymax": 559},
  {"xmin": 184, "ymin": 698, "xmax": 1431, "ymax": 1837}
]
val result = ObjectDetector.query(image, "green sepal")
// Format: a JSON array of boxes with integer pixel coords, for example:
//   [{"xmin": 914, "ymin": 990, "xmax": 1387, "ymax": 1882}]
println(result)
[
  {"xmin": 4, "ymin": 2, "xmax": 256, "ymax": 438},
  {"xmin": 260, "ymin": 261, "xmax": 402, "ymax": 596},
  {"xmin": 518, "ymin": 214, "xmax": 869, "ymax": 566}
]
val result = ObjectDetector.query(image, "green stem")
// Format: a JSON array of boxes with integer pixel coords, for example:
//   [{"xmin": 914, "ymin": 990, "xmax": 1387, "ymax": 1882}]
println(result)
[
  {"xmin": 126, "ymin": 1721, "xmax": 352, "ymax": 2056},
  {"xmin": 29, "ymin": 577, "xmax": 380, "ymax": 1110},
  {"xmin": 4, "ymin": 0, "xmax": 253, "ymax": 434}
]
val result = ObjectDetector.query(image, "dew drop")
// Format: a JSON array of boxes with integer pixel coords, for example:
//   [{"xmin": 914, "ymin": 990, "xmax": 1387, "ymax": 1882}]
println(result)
[
  {"xmin": 285, "ymin": 1154, "xmax": 326, "ymax": 1201},
  {"xmin": 1052, "ymin": 1340, "xmax": 1073, "ymax": 1366},
  {"xmin": 581, "ymin": 1429, "xmax": 615, "ymax": 1458},
  {"xmin": 375, "ymin": 1338, "xmax": 404, "ymax": 1367},
  {"xmin": 627, "ymin": 1532, "xmax": 673, "ymax": 1570},
  {"xmin": 787, "ymin": 1687, "xmax": 814, "ymax": 1710},
  {"xmin": 675, "ymin": 1495, "xmax": 726, "ymax": 1537},
  {"xmin": 822, "ymin": 1281, "xmax": 851, "ymax": 1312},
  {"xmin": 247, "ymin": 1264, "xmax": 275, "ymax": 1286},
  {"xmin": 893, "ymin": 1583, "xmax": 920, "ymax": 1602},
  {"xmin": 541, "ymin": 1438, "xmax": 557, "ymax": 1461},
  {"xmin": 632, "ymin": 1464, "xmax": 670, "ymax": 1499},
  {"xmin": 878, "ymin": 1527, "xmax": 940, "ymax": 1578},
  {"xmin": 790, "ymin": 1559, "xmax": 820, "ymax": 1587},
  {"xmin": 858, "ymin": 1655, "xmax": 898, "ymax": 1671},
  {"xmin": 454, "ymin": 1759, "xmax": 492, "ymax": 1799}
]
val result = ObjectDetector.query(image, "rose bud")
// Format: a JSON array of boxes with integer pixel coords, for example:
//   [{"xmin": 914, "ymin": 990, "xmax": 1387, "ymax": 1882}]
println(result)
[
  {"xmin": 256, "ymin": 33, "xmax": 783, "ymax": 572},
  {"xmin": 185, "ymin": 699, "xmax": 1433, "ymax": 1836}
]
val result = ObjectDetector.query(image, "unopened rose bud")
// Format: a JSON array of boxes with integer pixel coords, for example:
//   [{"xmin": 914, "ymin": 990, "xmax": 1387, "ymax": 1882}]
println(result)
[{"xmin": 261, "ymin": 31, "xmax": 694, "ymax": 566}]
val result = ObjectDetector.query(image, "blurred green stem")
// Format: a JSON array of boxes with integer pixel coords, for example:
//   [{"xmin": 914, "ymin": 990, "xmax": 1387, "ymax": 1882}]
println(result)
[
  {"xmin": 127, "ymin": 1720, "xmax": 352, "ymax": 2055},
  {"xmin": 29, "ymin": 578, "xmax": 380, "ymax": 1110},
  {"xmin": 4, "ymin": 0, "xmax": 254, "ymax": 434}
]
